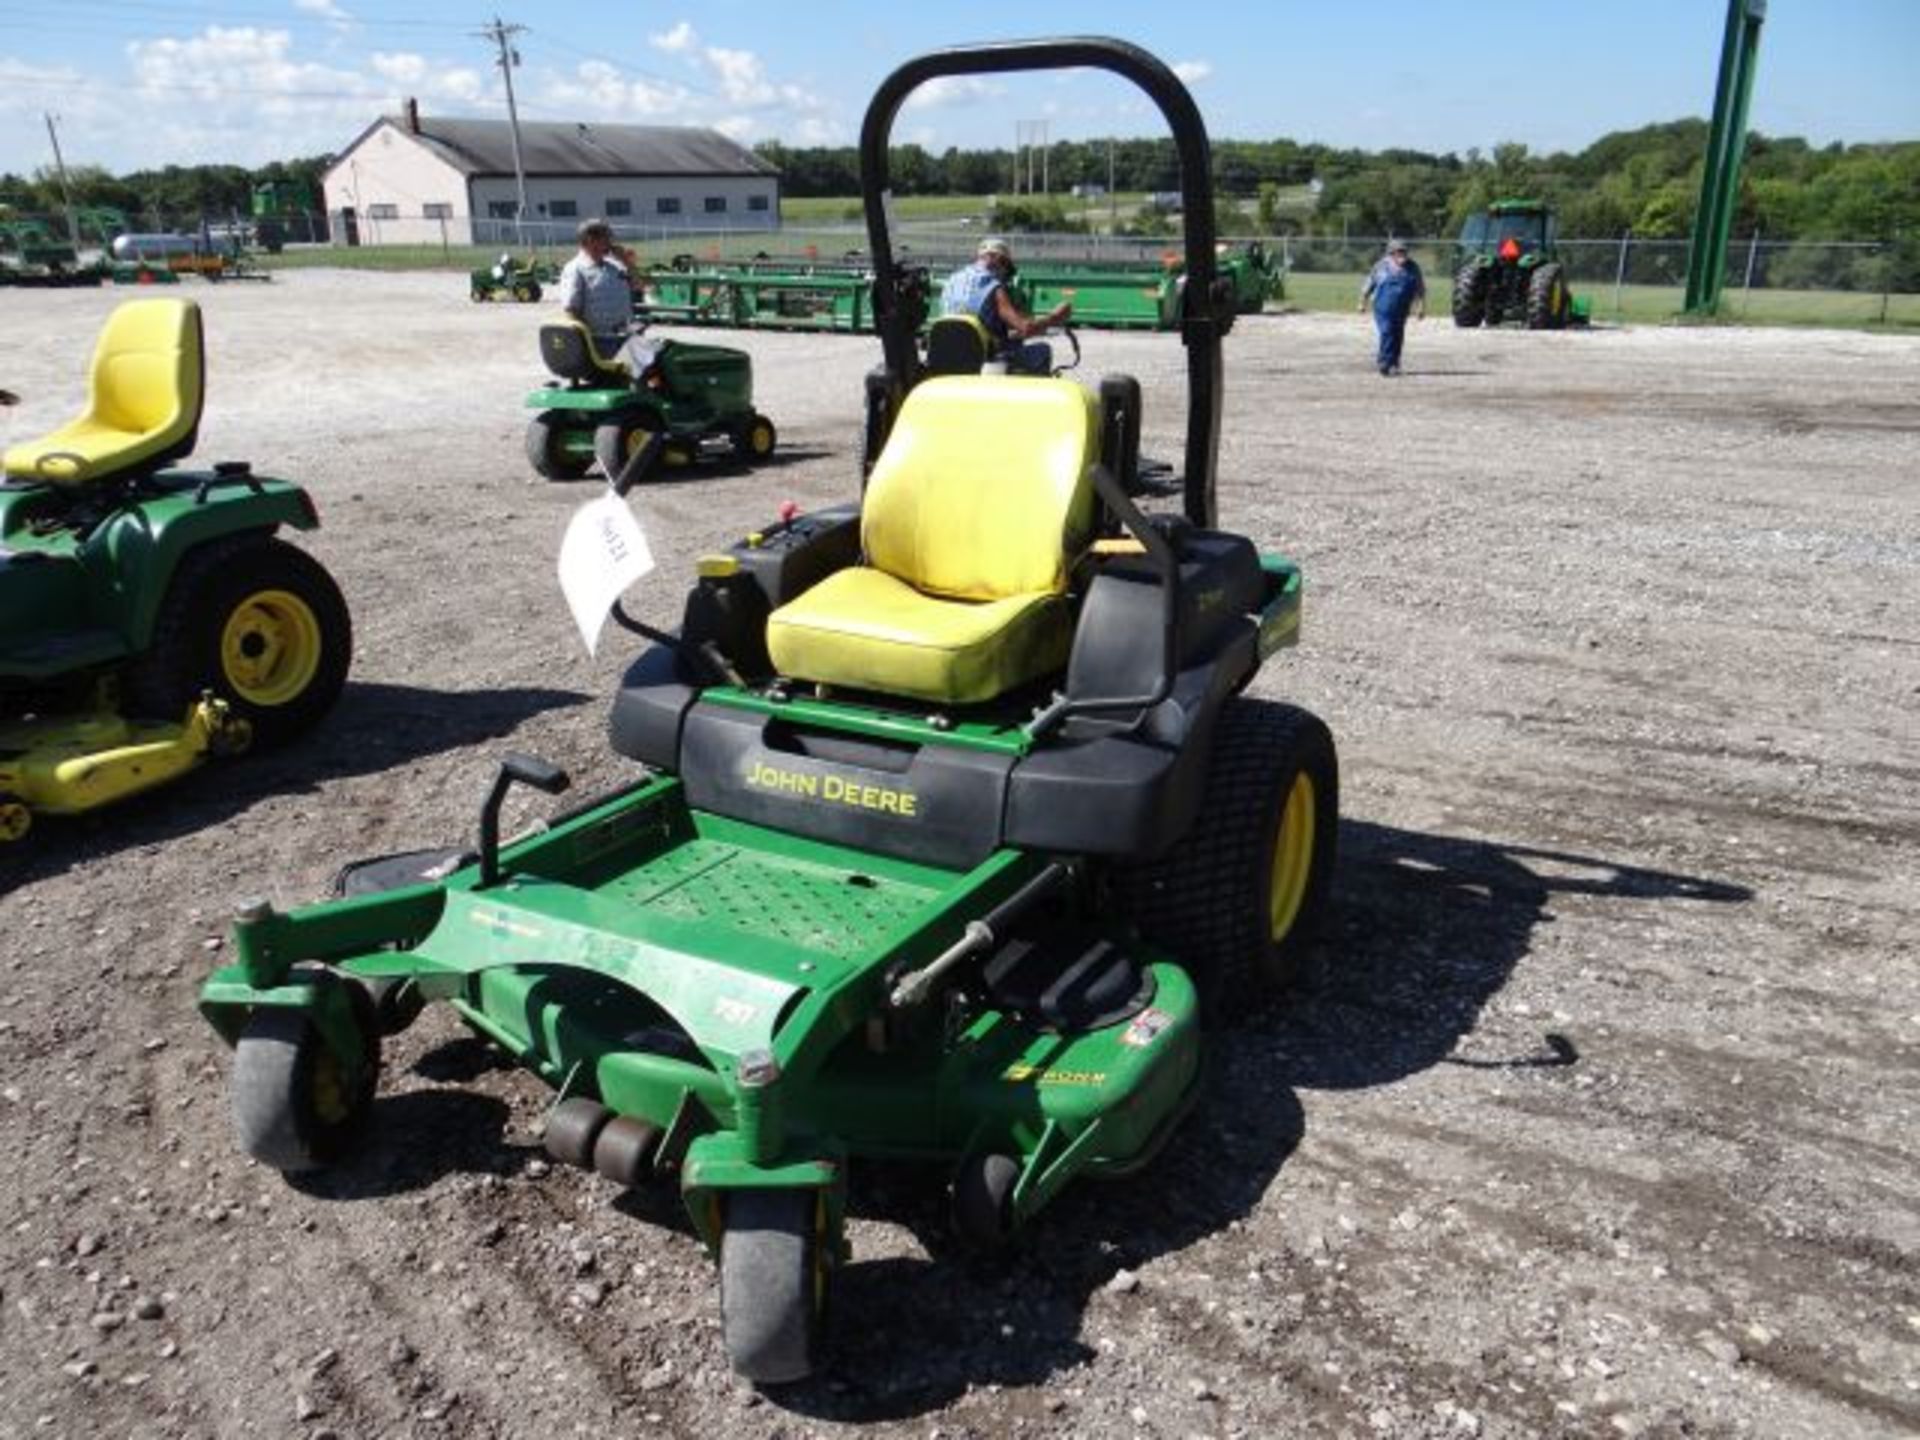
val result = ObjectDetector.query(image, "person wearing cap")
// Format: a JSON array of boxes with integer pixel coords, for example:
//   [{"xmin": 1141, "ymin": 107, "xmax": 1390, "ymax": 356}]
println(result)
[
  {"xmin": 557, "ymin": 218, "xmax": 647, "ymax": 364},
  {"xmin": 939, "ymin": 236, "xmax": 1073, "ymax": 375},
  {"xmin": 1358, "ymin": 238, "xmax": 1426, "ymax": 376}
]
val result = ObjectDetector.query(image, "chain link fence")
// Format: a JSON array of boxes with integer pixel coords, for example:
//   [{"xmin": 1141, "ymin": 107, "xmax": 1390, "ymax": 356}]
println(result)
[{"xmin": 200, "ymin": 207, "xmax": 1915, "ymax": 326}]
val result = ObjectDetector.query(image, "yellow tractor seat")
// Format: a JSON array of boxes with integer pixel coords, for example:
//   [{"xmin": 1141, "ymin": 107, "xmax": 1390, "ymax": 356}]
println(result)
[
  {"xmin": 539, "ymin": 321, "xmax": 630, "ymax": 383},
  {"xmin": 2, "ymin": 298, "xmax": 205, "ymax": 488},
  {"xmin": 767, "ymin": 376, "xmax": 1099, "ymax": 705},
  {"xmin": 924, "ymin": 314, "xmax": 992, "ymax": 376}
]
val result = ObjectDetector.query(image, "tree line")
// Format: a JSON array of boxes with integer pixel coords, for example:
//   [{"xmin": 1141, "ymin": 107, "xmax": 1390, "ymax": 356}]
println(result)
[{"xmin": 5, "ymin": 121, "xmax": 1913, "ymax": 249}]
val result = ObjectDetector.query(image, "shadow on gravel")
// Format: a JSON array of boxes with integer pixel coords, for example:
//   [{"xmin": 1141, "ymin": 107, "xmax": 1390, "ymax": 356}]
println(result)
[
  {"xmin": 766, "ymin": 818, "xmax": 1751, "ymax": 1423},
  {"xmin": 292, "ymin": 1090, "xmax": 529, "ymax": 1200},
  {"xmin": 1274, "ymin": 819, "xmax": 1751, "ymax": 1090},
  {"xmin": 0, "ymin": 680, "xmax": 587, "ymax": 889}
]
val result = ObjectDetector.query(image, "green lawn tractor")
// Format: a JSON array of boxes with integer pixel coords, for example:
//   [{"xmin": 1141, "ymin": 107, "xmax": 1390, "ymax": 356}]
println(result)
[
  {"xmin": 198, "ymin": 38, "xmax": 1337, "ymax": 1386},
  {"xmin": 1451, "ymin": 198, "xmax": 1588, "ymax": 329},
  {"xmin": 0, "ymin": 298, "xmax": 351, "ymax": 843},
  {"xmin": 469, "ymin": 253, "xmax": 554, "ymax": 303},
  {"xmin": 524, "ymin": 321, "xmax": 777, "ymax": 481}
]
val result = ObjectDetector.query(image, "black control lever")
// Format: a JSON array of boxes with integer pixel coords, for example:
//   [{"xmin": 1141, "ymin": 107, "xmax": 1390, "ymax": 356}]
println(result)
[{"xmin": 477, "ymin": 752, "xmax": 571, "ymax": 888}]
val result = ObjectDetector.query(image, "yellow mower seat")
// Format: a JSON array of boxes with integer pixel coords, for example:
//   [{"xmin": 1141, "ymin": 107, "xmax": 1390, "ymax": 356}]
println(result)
[
  {"xmin": 767, "ymin": 376, "xmax": 1098, "ymax": 705},
  {"xmin": 2, "ymin": 298, "xmax": 205, "ymax": 487}
]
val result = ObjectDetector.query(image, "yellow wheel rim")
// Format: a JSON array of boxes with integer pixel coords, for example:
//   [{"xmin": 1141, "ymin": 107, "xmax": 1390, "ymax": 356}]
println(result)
[
  {"xmin": 220, "ymin": 589, "xmax": 323, "ymax": 707},
  {"xmin": 623, "ymin": 427, "xmax": 655, "ymax": 461},
  {"xmin": 750, "ymin": 421, "xmax": 775, "ymax": 457},
  {"xmin": 0, "ymin": 801, "xmax": 31, "ymax": 842},
  {"xmin": 663, "ymin": 443, "xmax": 693, "ymax": 469},
  {"xmin": 309, "ymin": 1036, "xmax": 351, "ymax": 1126},
  {"xmin": 1269, "ymin": 772, "xmax": 1317, "ymax": 941}
]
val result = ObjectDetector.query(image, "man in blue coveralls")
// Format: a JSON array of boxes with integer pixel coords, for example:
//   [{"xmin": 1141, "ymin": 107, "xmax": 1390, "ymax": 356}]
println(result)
[
  {"xmin": 1358, "ymin": 238, "xmax": 1426, "ymax": 376},
  {"xmin": 939, "ymin": 236, "xmax": 1072, "ymax": 375}
]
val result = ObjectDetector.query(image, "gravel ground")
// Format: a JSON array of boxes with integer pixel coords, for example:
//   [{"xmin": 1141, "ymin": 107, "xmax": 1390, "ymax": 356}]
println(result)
[{"xmin": 1, "ymin": 271, "xmax": 1917, "ymax": 1439}]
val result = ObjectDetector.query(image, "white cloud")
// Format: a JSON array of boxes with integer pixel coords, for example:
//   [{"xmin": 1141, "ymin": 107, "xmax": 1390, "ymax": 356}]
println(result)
[
  {"xmin": 649, "ymin": 21, "xmax": 697, "ymax": 54},
  {"xmin": 369, "ymin": 51, "xmax": 425, "ymax": 84},
  {"xmin": 370, "ymin": 51, "xmax": 485, "ymax": 104},
  {"xmin": 1173, "ymin": 60, "xmax": 1212, "ymax": 84},
  {"xmin": 905, "ymin": 75, "xmax": 1004, "ymax": 110},
  {"xmin": 293, "ymin": 0, "xmax": 353, "ymax": 27},
  {"xmin": 703, "ymin": 46, "xmax": 774, "ymax": 105},
  {"xmin": 541, "ymin": 60, "xmax": 688, "ymax": 120}
]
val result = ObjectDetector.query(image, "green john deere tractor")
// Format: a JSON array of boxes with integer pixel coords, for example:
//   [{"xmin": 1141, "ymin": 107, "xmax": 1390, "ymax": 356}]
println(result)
[
  {"xmin": 469, "ymin": 252, "xmax": 554, "ymax": 303},
  {"xmin": 1451, "ymin": 199, "xmax": 1587, "ymax": 330},
  {"xmin": 197, "ymin": 38, "xmax": 1337, "ymax": 1386},
  {"xmin": 0, "ymin": 298, "xmax": 351, "ymax": 842},
  {"xmin": 524, "ymin": 321, "xmax": 777, "ymax": 481}
]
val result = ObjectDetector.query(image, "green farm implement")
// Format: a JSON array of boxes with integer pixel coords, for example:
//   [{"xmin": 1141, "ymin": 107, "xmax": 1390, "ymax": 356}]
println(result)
[
  {"xmin": 198, "ymin": 38, "xmax": 1337, "ymax": 1385},
  {"xmin": 637, "ymin": 256, "xmax": 930, "ymax": 334},
  {"xmin": 1451, "ymin": 199, "xmax": 1588, "ymax": 329},
  {"xmin": 0, "ymin": 298, "xmax": 351, "ymax": 841},
  {"xmin": 524, "ymin": 322, "xmax": 776, "ymax": 480}
]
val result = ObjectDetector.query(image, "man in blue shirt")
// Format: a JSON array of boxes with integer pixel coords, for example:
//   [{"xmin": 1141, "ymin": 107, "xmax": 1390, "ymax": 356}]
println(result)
[
  {"xmin": 939, "ymin": 236, "xmax": 1072, "ymax": 375},
  {"xmin": 1358, "ymin": 239, "xmax": 1426, "ymax": 376}
]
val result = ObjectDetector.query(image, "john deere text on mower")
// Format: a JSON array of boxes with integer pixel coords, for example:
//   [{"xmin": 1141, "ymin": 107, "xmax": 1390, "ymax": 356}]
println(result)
[
  {"xmin": 199, "ymin": 39, "xmax": 1337, "ymax": 1386},
  {"xmin": 524, "ymin": 320, "xmax": 777, "ymax": 481},
  {"xmin": 0, "ymin": 298, "xmax": 351, "ymax": 843},
  {"xmin": 1451, "ymin": 198, "xmax": 1589, "ymax": 329}
]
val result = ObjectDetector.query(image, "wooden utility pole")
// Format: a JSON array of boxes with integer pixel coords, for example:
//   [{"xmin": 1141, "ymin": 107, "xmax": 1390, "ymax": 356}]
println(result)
[{"xmin": 477, "ymin": 17, "xmax": 531, "ymax": 236}]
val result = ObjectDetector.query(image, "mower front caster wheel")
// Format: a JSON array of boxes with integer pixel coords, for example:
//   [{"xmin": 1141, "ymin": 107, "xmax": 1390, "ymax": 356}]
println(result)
[
  {"xmin": 951, "ymin": 1152, "xmax": 1020, "ymax": 1251},
  {"xmin": 230, "ymin": 981, "xmax": 380, "ymax": 1173},
  {"xmin": 721, "ymin": 1188, "xmax": 831, "ymax": 1385}
]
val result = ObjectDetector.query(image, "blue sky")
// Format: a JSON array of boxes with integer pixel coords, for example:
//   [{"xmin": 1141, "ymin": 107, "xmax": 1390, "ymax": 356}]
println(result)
[{"xmin": 1, "ymin": 1, "xmax": 1914, "ymax": 175}]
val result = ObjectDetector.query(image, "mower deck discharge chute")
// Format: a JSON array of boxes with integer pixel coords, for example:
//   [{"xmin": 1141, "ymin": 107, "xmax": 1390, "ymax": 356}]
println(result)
[
  {"xmin": 523, "ymin": 319, "xmax": 778, "ymax": 482},
  {"xmin": 0, "ymin": 298, "xmax": 350, "ymax": 840},
  {"xmin": 200, "ymin": 38, "xmax": 1338, "ymax": 1386}
]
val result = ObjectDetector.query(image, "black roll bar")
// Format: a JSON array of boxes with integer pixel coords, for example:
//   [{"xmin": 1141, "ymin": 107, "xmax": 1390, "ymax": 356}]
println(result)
[{"xmin": 859, "ymin": 36, "xmax": 1228, "ymax": 529}]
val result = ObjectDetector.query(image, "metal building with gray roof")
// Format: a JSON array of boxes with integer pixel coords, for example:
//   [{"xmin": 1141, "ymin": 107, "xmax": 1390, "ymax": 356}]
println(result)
[{"xmin": 320, "ymin": 99, "xmax": 781, "ymax": 247}]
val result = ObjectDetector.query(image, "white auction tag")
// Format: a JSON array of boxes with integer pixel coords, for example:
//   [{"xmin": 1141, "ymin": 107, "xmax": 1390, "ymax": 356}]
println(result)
[{"xmin": 557, "ymin": 490, "xmax": 655, "ymax": 655}]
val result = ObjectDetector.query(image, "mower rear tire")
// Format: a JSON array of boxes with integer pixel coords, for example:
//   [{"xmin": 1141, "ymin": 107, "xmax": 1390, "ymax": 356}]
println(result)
[
  {"xmin": 1527, "ymin": 263, "xmax": 1568, "ymax": 331},
  {"xmin": 732, "ymin": 414, "xmax": 777, "ymax": 463},
  {"xmin": 721, "ymin": 1187, "xmax": 829, "ymax": 1385},
  {"xmin": 231, "ymin": 978, "xmax": 380, "ymax": 1173},
  {"xmin": 1114, "ymin": 698, "xmax": 1338, "ymax": 1010},
  {"xmin": 126, "ymin": 536, "xmax": 351, "ymax": 747},
  {"xmin": 353, "ymin": 975, "xmax": 425, "ymax": 1036},
  {"xmin": 591, "ymin": 416, "xmax": 663, "ymax": 483},
  {"xmin": 512, "ymin": 281, "xmax": 541, "ymax": 303},
  {"xmin": 1452, "ymin": 263, "xmax": 1489, "ymax": 327},
  {"xmin": 527, "ymin": 412, "xmax": 591, "ymax": 481}
]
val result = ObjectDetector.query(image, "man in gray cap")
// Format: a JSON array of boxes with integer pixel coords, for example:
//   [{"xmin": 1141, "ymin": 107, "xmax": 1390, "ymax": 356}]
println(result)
[
  {"xmin": 939, "ymin": 235, "xmax": 1073, "ymax": 374},
  {"xmin": 1358, "ymin": 238, "xmax": 1426, "ymax": 376}
]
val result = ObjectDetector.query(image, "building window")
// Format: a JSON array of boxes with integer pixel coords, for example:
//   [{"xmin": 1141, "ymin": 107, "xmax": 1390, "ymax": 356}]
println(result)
[
  {"xmin": 747, "ymin": 194, "xmax": 770, "ymax": 213},
  {"xmin": 367, "ymin": 203, "xmax": 399, "ymax": 220},
  {"xmin": 704, "ymin": 196, "xmax": 727, "ymax": 214},
  {"xmin": 488, "ymin": 201, "xmax": 516, "ymax": 219},
  {"xmin": 549, "ymin": 199, "xmax": 578, "ymax": 218},
  {"xmin": 605, "ymin": 198, "xmax": 632, "ymax": 217},
  {"xmin": 656, "ymin": 197, "xmax": 681, "ymax": 215},
  {"xmin": 424, "ymin": 202, "xmax": 453, "ymax": 219}
]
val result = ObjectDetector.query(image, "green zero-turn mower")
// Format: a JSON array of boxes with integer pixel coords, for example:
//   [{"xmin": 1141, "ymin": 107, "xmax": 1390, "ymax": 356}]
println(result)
[
  {"xmin": 469, "ymin": 253, "xmax": 553, "ymax": 303},
  {"xmin": 0, "ymin": 298, "xmax": 351, "ymax": 843},
  {"xmin": 1451, "ymin": 198, "xmax": 1590, "ymax": 330},
  {"xmin": 197, "ymin": 38, "xmax": 1337, "ymax": 1386},
  {"xmin": 524, "ymin": 321, "xmax": 778, "ymax": 482}
]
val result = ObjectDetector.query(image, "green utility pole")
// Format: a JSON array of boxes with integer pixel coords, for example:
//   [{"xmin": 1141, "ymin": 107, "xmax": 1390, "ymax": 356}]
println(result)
[{"xmin": 1684, "ymin": 0, "xmax": 1767, "ymax": 314}]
